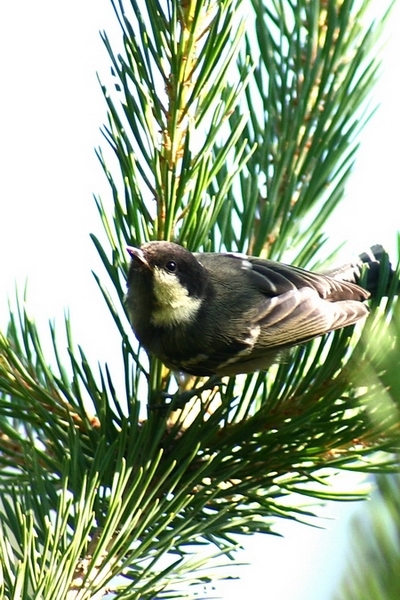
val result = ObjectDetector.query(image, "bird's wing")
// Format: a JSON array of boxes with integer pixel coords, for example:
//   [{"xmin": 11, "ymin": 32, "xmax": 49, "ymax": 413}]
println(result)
[
  {"xmin": 253, "ymin": 286, "xmax": 369, "ymax": 349},
  {"xmin": 241, "ymin": 259, "xmax": 369, "ymax": 348},
  {"xmin": 247, "ymin": 258, "xmax": 370, "ymax": 301},
  {"xmin": 187, "ymin": 284, "xmax": 368, "ymax": 376},
  {"xmin": 181, "ymin": 254, "xmax": 371, "ymax": 376}
]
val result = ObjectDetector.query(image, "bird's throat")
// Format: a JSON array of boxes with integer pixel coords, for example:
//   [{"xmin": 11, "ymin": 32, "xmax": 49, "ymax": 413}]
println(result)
[{"xmin": 150, "ymin": 267, "xmax": 202, "ymax": 326}]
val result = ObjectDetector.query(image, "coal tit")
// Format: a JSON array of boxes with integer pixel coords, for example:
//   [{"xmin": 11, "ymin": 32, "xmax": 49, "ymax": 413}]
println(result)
[{"xmin": 124, "ymin": 241, "xmax": 375, "ymax": 377}]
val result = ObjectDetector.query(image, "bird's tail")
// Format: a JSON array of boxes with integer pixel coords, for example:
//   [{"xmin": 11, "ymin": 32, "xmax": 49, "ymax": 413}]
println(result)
[{"xmin": 324, "ymin": 245, "xmax": 397, "ymax": 297}]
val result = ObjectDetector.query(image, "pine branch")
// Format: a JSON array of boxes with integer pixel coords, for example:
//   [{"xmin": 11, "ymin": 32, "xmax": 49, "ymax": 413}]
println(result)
[
  {"xmin": 212, "ymin": 0, "xmax": 392, "ymax": 260},
  {"xmin": 0, "ymin": 1, "xmax": 399, "ymax": 598}
]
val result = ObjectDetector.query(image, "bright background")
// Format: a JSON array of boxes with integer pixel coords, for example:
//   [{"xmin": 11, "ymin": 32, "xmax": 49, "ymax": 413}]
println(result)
[{"xmin": 0, "ymin": 1, "xmax": 399, "ymax": 598}]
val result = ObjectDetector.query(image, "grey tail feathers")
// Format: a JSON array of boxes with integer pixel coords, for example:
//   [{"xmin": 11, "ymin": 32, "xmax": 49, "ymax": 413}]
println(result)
[{"xmin": 325, "ymin": 245, "xmax": 396, "ymax": 297}]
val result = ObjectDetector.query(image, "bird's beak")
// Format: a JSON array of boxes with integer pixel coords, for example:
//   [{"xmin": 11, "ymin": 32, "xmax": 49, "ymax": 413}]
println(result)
[{"xmin": 126, "ymin": 246, "xmax": 150, "ymax": 269}]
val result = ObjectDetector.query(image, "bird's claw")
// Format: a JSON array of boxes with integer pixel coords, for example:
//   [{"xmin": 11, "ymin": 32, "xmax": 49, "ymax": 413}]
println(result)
[{"xmin": 153, "ymin": 375, "xmax": 223, "ymax": 411}]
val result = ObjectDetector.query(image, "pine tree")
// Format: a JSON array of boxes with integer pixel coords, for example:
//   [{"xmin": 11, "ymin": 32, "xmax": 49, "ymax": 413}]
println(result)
[{"xmin": 0, "ymin": 0, "xmax": 399, "ymax": 598}]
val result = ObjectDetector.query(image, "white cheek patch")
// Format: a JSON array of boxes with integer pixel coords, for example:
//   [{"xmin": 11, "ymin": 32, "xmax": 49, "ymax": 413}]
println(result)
[{"xmin": 151, "ymin": 267, "xmax": 202, "ymax": 326}]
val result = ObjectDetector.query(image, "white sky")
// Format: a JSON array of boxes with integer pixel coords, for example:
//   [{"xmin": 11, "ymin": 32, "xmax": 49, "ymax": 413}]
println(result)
[{"xmin": 0, "ymin": 1, "xmax": 399, "ymax": 598}]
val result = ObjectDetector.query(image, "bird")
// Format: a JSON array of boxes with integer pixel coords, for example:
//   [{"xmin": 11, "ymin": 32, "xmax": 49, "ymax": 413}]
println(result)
[{"xmin": 124, "ymin": 242, "xmax": 387, "ymax": 377}]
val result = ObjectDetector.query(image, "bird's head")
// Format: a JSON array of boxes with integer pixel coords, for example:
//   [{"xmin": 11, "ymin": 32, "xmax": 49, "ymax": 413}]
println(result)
[{"xmin": 125, "ymin": 241, "xmax": 207, "ymax": 327}]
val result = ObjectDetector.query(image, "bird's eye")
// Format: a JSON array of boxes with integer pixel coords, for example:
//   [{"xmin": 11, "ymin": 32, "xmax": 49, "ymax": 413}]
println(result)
[{"xmin": 165, "ymin": 260, "xmax": 177, "ymax": 273}]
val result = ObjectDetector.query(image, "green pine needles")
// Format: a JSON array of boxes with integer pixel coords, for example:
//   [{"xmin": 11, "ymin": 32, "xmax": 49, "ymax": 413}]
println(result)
[{"xmin": 0, "ymin": 0, "xmax": 399, "ymax": 598}]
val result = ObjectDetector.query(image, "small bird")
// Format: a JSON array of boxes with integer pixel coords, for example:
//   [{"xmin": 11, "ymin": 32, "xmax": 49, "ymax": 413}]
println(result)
[{"xmin": 124, "ymin": 242, "xmax": 384, "ymax": 377}]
